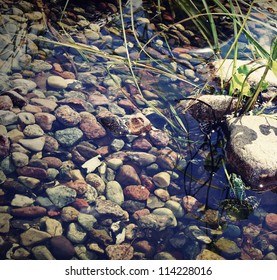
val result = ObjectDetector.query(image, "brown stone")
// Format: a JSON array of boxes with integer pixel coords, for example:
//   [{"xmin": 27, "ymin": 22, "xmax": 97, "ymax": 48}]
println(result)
[
  {"xmin": 66, "ymin": 179, "xmax": 88, "ymax": 195},
  {"xmin": 133, "ymin": 240, "xmax": 155, "ymax": 257},
  {"xmin": 35, "ymin": 112, "xmax": 56, "ymax": 131},
  {"xmin": 80, "ymin": 117, "xmax": 106, "ymax": 139},
  {"xmin": 132, "ymin": 137, "xmax": 152, "ymax": 151},
  {"xmin": 11, "ymin": 206, "xmax": 47, "ymax": 217},
  {"xmin": 50, "ymin": 236, "xmax": 75, "ymax": 259},
  {"xmin": 156, "ymin": 149, "xmax": 178, "ymax": 170},
  {"xmin": 0, "ymin": 135, "xmax": 10, "ymax": 158},
  {"xmin": 0, "ymin": 95, "xmax": 13, "ymax": 110},
  {"xmin": 124, "ymin": 185, "xmax": 150, "ymax": 201},
  {"xmin": 265, "ymin": 213, "xmax": 277, "ymax": 231},
  {"xmin": 70, "ymin": 198, "xmax": 89, "ymax": 210},
  {"xmin": 149, "ymin": 129, "xmax": 170, "ymax": 147},
  {"xmin": 43, "ymin": 135, "xmax": 59, "ymax": 152},
  {"xmin": 106, "ymin": 244, "xmax": 134, "ymax": 260},
  {"xmin": 55, "ymin": 105, "xmax": 81, "ymax": 127},
  {"xmin": 16, "ymin": 166, "xmax": 48, "ymax": 179},
  {"xmin": 116, "ymin": 165, "xmax": 141, "ymax": 186},
  {"xmin": 41, "ymin": 157, "xmax": 63, "ymax": 168}
]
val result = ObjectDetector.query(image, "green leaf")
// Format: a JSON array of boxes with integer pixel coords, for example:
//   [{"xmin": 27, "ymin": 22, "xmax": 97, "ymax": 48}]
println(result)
[
  {"xmin": 271, "ymin": 60, "xmax": 277, "ymax": 77},
  {"xmin": 230, "ymin": 72, "xmax": 251, "ymax": 96}
]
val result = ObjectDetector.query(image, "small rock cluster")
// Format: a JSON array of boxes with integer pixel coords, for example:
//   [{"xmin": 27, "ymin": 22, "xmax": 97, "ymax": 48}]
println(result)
[{"xmin": 0, "ymin": 0, "xmax": 276, "ymax": 260}]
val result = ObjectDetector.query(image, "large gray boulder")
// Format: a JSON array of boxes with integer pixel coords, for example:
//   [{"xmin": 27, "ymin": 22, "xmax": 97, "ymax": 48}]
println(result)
[{"xmin": 226, "ymin": 115, "xmax": 277, "ymax": 191}]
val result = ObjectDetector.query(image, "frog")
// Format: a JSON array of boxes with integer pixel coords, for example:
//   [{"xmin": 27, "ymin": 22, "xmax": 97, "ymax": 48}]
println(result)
[{"xmin": 230, "ymin": 173, "xmax": 247, "ymax": 203}]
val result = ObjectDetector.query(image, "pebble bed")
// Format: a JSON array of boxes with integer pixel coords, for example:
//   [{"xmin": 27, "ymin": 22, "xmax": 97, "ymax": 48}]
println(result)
[{"xmin": 0, "ymin": 0, "xmax": 277, "ymax": 260}]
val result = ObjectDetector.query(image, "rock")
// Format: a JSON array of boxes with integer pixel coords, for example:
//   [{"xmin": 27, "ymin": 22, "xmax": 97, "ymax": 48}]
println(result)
[
  {"xmin": 79, "ymin": 114, "xmax": 106, "ymax": 139},
  {"xmin": 111, "ymin": 139, "xmax": 125, "ymax": 151},
  {"xmin": 11, "ymin": 206, "xmax": 47, "ymax": 217},
  {"xmin": 106, "ymin": 244, "xmax": 134, "ymax": 260},
  {"xmin": 133, "ymin": 240, "xmax": 155, "ymax": 257},
  {"xmin": 116, "ymin": 165, "xmax": 141, "ymax": 186},
  {"xmin": 75, "ymin": 244, "xmax": 97, "ymax": 260},
  {"xmin": 46, "ymin": 185, "xmax": 77, "ymax": 208},
  {"xmin": 18, "ymin": 137, "xmax": 45, "ymax": 152},
  {"xmin": 16, "ymin": 166, "xmax": 47, "ymax": 179},
  {"xmin": 122, "ymin": 200, "xmax": 146, "ymax": 214},
  {"xmin": 0, "ymin": 95, "xmax": 13, "ymax": 110},
  {"xmin": 4, "ymin": 90, "xmax": 26, "ymax": 108},
  {"xmin": 11, "ymin": 78, "xmax": 37, "ymax": 91},
  {"xmin": 187, "ymin": 225, "xmax": 212, "ymax": 244},
  {"xmin": 43, "ymin": 135, "xmax": 59, "ymax": 152},
  {"xmin": 95, "ymin": 199, "xmax": 127, "ymax": 220},
  {"xmin": 154, "ymin": 189, "xmax": 170, "ymax": 201},
  {"xmin": 0, "ymin": 110, "xmax": 18, "ymax": 125},
  {"xmin": 55, "ymin": 127, "xmax": 83, "ymax": 147},
  {"xmin": 47, "ymin": 75, "xmax": 68, "ymax": 89},
  {"xmin": 23, "ymin": 124, "xmax": 44, "ymax": 137},
  {"xmin": 156, "ymin": 148, "xmax": 178, "ymax": 170},
  {"xmin": 196, "ymin": 249, "xmax": 225, "ymax": 260},
  {"xmin": 226, "ymin": 116, "xmax": 277, "ymax": 190},
  {"xmin": 124, "ymin": 185, "xmax": 150, "ymax": 201},
  {"xmin": 35, "ymin": 112, "xmax": 56, "ymax": 131},
  {"xmin": 32, "ymin": 245, "xmax": 55, "ymax": 260},
  {"xmin": 88, "ymin": 93, "xmax": 109, "ymax": 106},
  {"xmin": 124, "ymin": 113, "xmax": 152, "ymax": 135},
  {"xmin": 182, "ymin": 196, "xmax": 203, "ymax": 213},
  {"xmin": 0, "ymin": 213, "xmax": 12, "ymax": 233},
  {"xmin": 89, "ymin": 228, "xmax": 113, "ymax": 246},
  {"xmin": 153, "ymin": 172, "xmax": 171, "ymax": 188},
  {"xmin": 20, "ymin": 228, "xmax": 51, "ymax": 246},
  {"xmin": 11, "ymin": 194, "xmax": 34, "ymax": 207},
  {"xmin": 106, "ymin": 181, "xmax": 124, "ymax": 205},
  {"xmin": 55, "ymin": 105, "xmax": 81, "ymax": 127},
  {"xmin": 147, "ymin": 194, "xmax": 165, "ymax": 209},
  {"xmin": 126, "ymin": 152, "xmax": 156, "ymax": 166},
  {"xmin": 30, "ymin": 98, "xmax": 57, "ymax": 112},
  {"xmin": 149, "ymin": 129, "xmax": 170, "ymax": 147},
  {"xmin": 132, "ymin": 137, "xmax": 152, "ymax": 151},
  {"xmin": 214, "ymin": 237, "xmax": 241, "ymax": 258},
  {"xmin": 0, "ymin": 135, "xmax": 10, "ymax": 158},
  {"xmin": 137, "ymin": 210, "xmax": 177, "ymax": 231},
  {"xmin": 165, "ymin": 200, "xmax": 184, "ymax": 218},
  {"xmin": 178, "ymin": 95, "xmax": 237, "ymax": 122},
  {"xmin": 66, "ymin": 180, "xmax": 88, "ymax": 195},
  {"xmin": 106, "ymin": 158, "xmax": 123, "ymax": 170},
  {"xmin": 154, "ymin": 252, "xmax": 176, "ymax": 260},
  {"xmin": 7, "ymin": 129, "xmax": 24, "ymax": 143},
  {"xmin": 45, "ymin": 218, "xmax": 63, "ymax": 236},
  {"xmin": 50, "ymin": 236, "xmax": 75, "ymax": 259},
  {"xmin": 82, "ymin": 185, "xmax": 98, "ymax": 203},
  {"xmin": 67, "ymin": 222, "xmax": 87, "ymax": 243},
  {"xmin": 61, "ymin": 206, "xmax": 80, "ymax": 222},
  {"xmin": 265, "ymin": 213, "xmax": 277, "ymax": 231},
  {"xmin": 77, "ymin": 213, "xmax": 97, "ymax": 231},
  {"xmin": 223, "ymin": 224, "xmax": 241, "ymax": 238},
  {"xmin": 41, "ymin": 157, "xmax": 62, "ymax": 168},
  {"xmin": 86, "ymin": 173, "xmax": 105, "ymax": 194},
  {"xmin": 81, "ymin": 155, "xmax": 102, "ymax": 173}
]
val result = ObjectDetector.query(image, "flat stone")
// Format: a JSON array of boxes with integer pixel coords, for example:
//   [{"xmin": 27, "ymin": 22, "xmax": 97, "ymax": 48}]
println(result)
[
  {"xmin": 46, "ymin": 185, "xmax": 77, "ymax": 208},
  {"xmin": 79, "ymin": 116, "xmax": 106, "ymax": 139},
  {"xmin": 187, "ymin": 225, "xmax": 212, "ymax": 244},
  {"xmin": 196, "ymin": 249, "xmax": 225, "ymax": 260},
  {"xmin": 30, "ymin": 98, "xmax": 57, "ymax": 111},
  {"xmin": 61, "ymin": 206, "xmax": 80, "ymax": 222},
  {"xmin": 226, "ymin": 116, "xmax": 277, "ymax": 190},
  {"xmin": 0, "ymin": 110, "xmax": 18, "ymax": 125},
  {"xmin": 77, "ymin": 213, "xmax": 97, "ymax": 231},
  {"xmin": 149, "ymin": 129, "xmax": 170, "ymax": 147},
  {"xmin": 32, "ymin": 245, "xmax": 55, "ymax": 260},
  {"xmin": 124, "ymin": 185, "xmax": 150, "ymax": 201},
  {"xmin": 106, "ymin": 181, "xmax": 124, "ymax": 205},
  {"xmin": 50, "ymin": 236, "xmax": 75, "ymax": 259},
  {"xmin": 156, "ymin": 148, "xmax": 178, "ymax": 170},
  {"xmin": 95, "ymin": 199, "xmax": 127, "ymax": 219},
  {"xmin": 55, "ymin": 127, "xmax": 83, "ymax": 147},
  {"xmin": 116, "ymin": 165, "xmax": 141, "ymax": 186},
  {"xmin": 126, "ymin": 152, "xmax": 156, "ymax": 166},
  {"xmin": 11, "ymin": 206, "xmax": 47, "ymax": 217},
  {"xmin": 86, "ymin": 173, "xmax": 105, "ymax": 194},
  {"xmin": 106, "ymin": 244, "xmax": 134, "ymax": 260},
  {"xmin": 214, "ymin": 237, "xmax": 241, "ymax": 258},
  {"xmin": 132, "ymin": 137, "xmax": 152, "ymax": 151},
  {"xmin": 265, "ymin": 213, "xmax": 277, "ymax": 231},
  {"xmin": 45, "ymin": 218, "xmax": 63, "ymax": 236},
  {"xmin": 55, "ymin": 105, "xmax": 81, "ymax": 127},
  {"xmin": 153, "ymin": 172, "xmax": 171, "ymax": 188},
  {"xmin": 16, "ymin": 166, "xmax": 47, "ymax": 179},
  {"xmin": 20, "ymin": 228, "xmax": 51, "ymax": 246},
  {"xmin": 0, "ymin": 95, "xmax": 13, "ymax": 110},
  {"xmin": 165, "ymin": 200, "xmax": 184, "ymax": 218},
  {"xmin": 35, "ymin": 112, "xmax": 56, "ymax": 131},
  {"xmin": 11, "ymin": 194, "xmax": 34, "ymax": 207},
  {"xmin": 23, "ymin": 124, "xmax": 44, "ymax": 137},
  {"xmin": 47, "ymin": 75, "xmax": 68, "ymax": 89},
  {"xmin": 18, "ymin": 137, "xmax": 45, "ymax": 152},
  {"xmin": 178, "ymin": 94, "xmax": 237, "ymax": 122},
  {"xmin": 18, "ymin": 112, "xmax": 35, "ymax": 125},
  {"xmin": 0, "ymin": 213, "xmax": 12, "ymax": 233},
  {"xmin": 11, "ymin": 78, "xmax": 37, "ymax": 91},
  {"xmin": 67, "ymin": 222, "xmax": 87, "ymax": 244}
]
